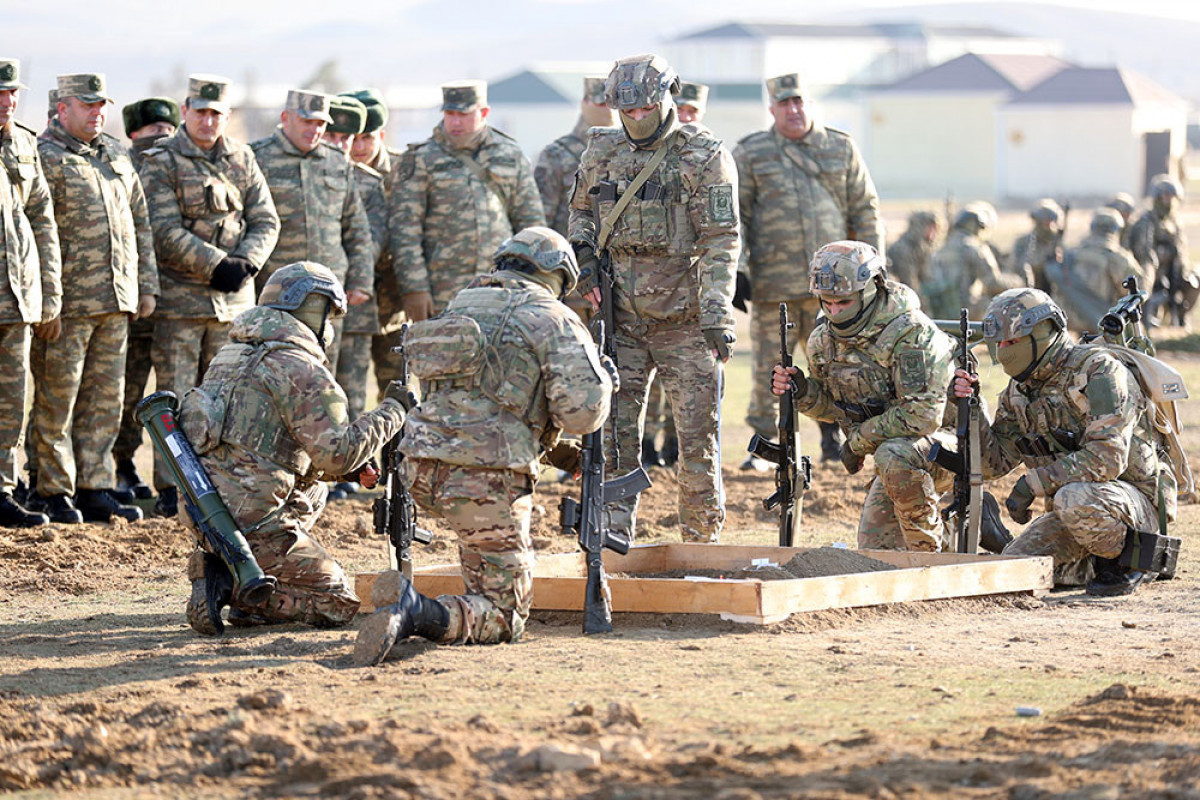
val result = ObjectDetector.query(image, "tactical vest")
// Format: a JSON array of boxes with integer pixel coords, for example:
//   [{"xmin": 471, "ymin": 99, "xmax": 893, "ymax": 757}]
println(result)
[
  {"xmin": 160, "ymin": 142, "xmax": 247, "ymax": 259},
  {"xmin": 817, "ymin": 309, "xmax": 924, "ymax": 413}
]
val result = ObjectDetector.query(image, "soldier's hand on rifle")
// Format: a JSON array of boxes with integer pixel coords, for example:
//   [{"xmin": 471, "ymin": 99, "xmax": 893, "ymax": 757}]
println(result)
[
  {"xmin": 34, "ymin": 314, "xmax": 62, "ymax": 342},
  {"xmin": 1005, "ymin": 476, "xmax": 1036, "ymax": 525},
  {"xmin": 402, "ymin": 291, "xmax": 434, "ymax": 322},
  {"xmin": 384, "ymin": 380, "xmax": 419, "ymax": 412},
  {"xmin": 598, "ymin": 354, "xmax": 620, "ymax": 393},
  {"xmin": 840, "ymin": 441, "xmax": 865, "ymax": 475},
  {"xmin": 545, "ymin": 440, "xmax": 582, "ymax": 477},
  {"xmin": 703, "ymin": 327, "xmax": 736, "ymax": 362},
  {"xmin": 585, "ymin": 287, "xmax": 602, "ymax": 311},
  {"xmin": 574, "ymin": 244, "xmax": 601, "ymax": 295},
  {"xmin": 771, "ymin": 364, "xmax": 806, "ymax": 398},
  {"xmin": 136, "ymin": 294, "xmax": 156, "ymax": 320},
  {"xmin": 358, "ymin": 459, "xmax": 381, "ymax": 489},
  {"xmin": 952, "ymin": 368, "xmax": 978, "ymax": 399}
]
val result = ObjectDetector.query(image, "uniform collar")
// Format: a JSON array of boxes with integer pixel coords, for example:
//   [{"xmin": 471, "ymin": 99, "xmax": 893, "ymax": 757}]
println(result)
[
  {"xmin": 773, "ymin": 119, "xmax": 827, "ymax": 149},
  {"xmin": 274, "ymin": 126, "xmax": 325, "ymax": 159}
]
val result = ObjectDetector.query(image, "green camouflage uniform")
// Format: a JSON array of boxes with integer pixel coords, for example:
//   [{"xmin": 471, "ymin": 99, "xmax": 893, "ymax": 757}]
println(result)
[
  {"xmin": 401, "ymin": 270, "xmax": 611, "ymax": 643},
  {"xmin": 251, "ymin": 131, "xmax": 375, "ymax": 373},
  {"xmin": 1068, "ymin": 231, "xmax": 1142, "ymax": 303},
  {"xmin": 0, "ymin": 120, "xmax": 61, "ymax": 493},
  {"xmin": 797, "ymin": 283, "xmax": 956, "ymax": 550},
  {"xmin": 928, "ymin": 228, "xmax": 1020, "ymax": 319},
  {"xmin": 886, "ymin": 220, "xmax": 937, "ymax": 309},
  {"xmin": 980, "ymin": 339, "xmax": 1169, "ymax": 566},
  {"xmin": 180, "ymin": 305, "xmax": 406, "ymax": 625},
  {"xmin": 1130, "ymin": 205, "xmax": 1191, "ymax": 305},
  {"xmin": 388, "ymin": 124, "xmax": 545, "ymax": 313},
  {"xmin": 139, "ymin": 127, "xmax": 280, "ymax": 490},
  {"xmin": 1010, "ymin": 229, "xmax": 1055, "ymax": 289},
  {"xmin": 569, "ymin": 123, "xmax": 740, "ymax": 542},
  {"xmin": 363, "ymin": 145, "xmax": 408, "ymax": 398},
  {"xmin": 34, "ymin": 119, "xmax": 158, "ymax": 497},
  {"xmin": 734, "ymin": 123, "xmax": 884, "ymax": 438},
  {"xmin": 335, "ymin": 161, "xmax": 385, "ymax": 421}
]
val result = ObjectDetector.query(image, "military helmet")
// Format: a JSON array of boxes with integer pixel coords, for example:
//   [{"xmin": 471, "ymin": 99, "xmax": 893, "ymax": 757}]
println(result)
[
  {"xmin": 908, "ymin": 209, "xmax": 939, "ymax": 229},
  {"xmin": 1029, "ymin": 198, "xmax": 1063, "ymax": 226},
  {"xmin": 808, "ymin": 241, "xmax": 885, "ymax": 297},
  {"xmin": 1149, "ymin": 174, "xmax": 1184, "ymax": 201},
  {"xmin": 258, "ymin": 261, "xmax": 348, "ymax": 317},
  {"xmin": 604, "ymin": 54, "xmax": 680, "ymax": 111},
  {"xmin": 494, "ymin": 226, "xmax": 580, "ymax": 293},
  {"xmin": 1090, "ymin": 207, "xmax": 1125, "ymax": 235},
  {"xmin": 955, "ymin": 201, "xmax": 997, "ymax": 232},
  {"xmin": 981, "ymin": 288, "xmax": 1066, "ymax": 343},
  {"xmin": 1106, "ymin": 192, "xmax": 1136, "ymax": 218}
]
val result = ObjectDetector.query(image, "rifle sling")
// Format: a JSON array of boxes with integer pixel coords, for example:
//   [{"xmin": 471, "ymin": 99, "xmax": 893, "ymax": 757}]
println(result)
[
  {"xmin": 596, "ymin": 133, "xmax": 675, "ymax": 252},
  {"xmin": 445, "ymin": 146, "xmax": 509, "ymax": 208}
]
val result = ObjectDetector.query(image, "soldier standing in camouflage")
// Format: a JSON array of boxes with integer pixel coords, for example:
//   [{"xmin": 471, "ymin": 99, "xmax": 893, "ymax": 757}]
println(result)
[
  {"xmin": 354, "ymin": 228, "xmax": 611, "ymax": 664},
  {"xmin": 388, "ymin": 80, "xmax": 545, "ymax": 322},
  {"xmin": 1009, "ymin": 199, "xmax": 1064, "ymax": 290},
  {"xmin": 1131, "ymin": 175, "xmax": 1195, "ymax": 327},
  {"xmin": 886, "ymin": 210, "xmax": 941, "ymax": 310},
  {"xmin": 927, "ymin": 202, "xmax": 1020, "ymax": 319},
  {"xmin": 674, "ymin": 81, "xmax": 708, "ymax": 126},
  {"xmin": 0, "ymin": 58, "xmax": 61, "ymax": 528},
  {"xmin": 1106, "ymin": 192, "xmax": 1137, "ymax": 252},
  {"xmin": 735, "ymin": 72, "xmax": 884, "ymax": 467},
  {"xmin": 772, "ymin": 242, "xmax": 956, "ymax": 551},
  {"xmin": 252, "ymin": 89, "xmax": 375, "ymax": 373},
  {"xmin": 32, "ymin": 73, "xmax": 158, "ymax": 524},
  {"xmin": 1068, "ymin": 209, "xmax": 1142, "ymax": 302},
  {"xmin": 180, "ymin": 263, "xmax": 414, "ymax": 634},
  {"xmin": 953, "ymin": 289, "xmax": 1172, "ymax": 595},
  {"xmin": 569, "ymin": 54, "xmax": 740, "ymax": 544},
  {"xmin": 138, "ymin": 74, "xmax": 281, "ymax": 517},
  {"xmin": 112, "ymin": 97, "xmax": 180, "ymax": 500}
]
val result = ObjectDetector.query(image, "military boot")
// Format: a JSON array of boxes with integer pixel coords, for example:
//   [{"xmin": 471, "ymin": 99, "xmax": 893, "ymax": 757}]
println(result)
[
  {"xmin": 42, "ymin": 494, "xmax": 83, "ymax": 525},
  {"xmin": 77, "ymin": 488, "xmax": 143, "ymax": 523},
  {"xmin": 13, "ymin": 476, "xmax": 29, "ymax": 507},
  {"xmin": 116, "ymin": 458, "xmax": 153, "ymax": 500},
  {"xmin": 661, "ymin": 435, "xmax": 679, "ymax": 467},
  {"xmin": 353, "ymin": 574, "xmax": 450, "ymax": 666},
  {"xmin": 155, "ymin": 486, "xmax": 178, "ymax": 518},
  {"xmin": 1085, "ymin": 557, "xmax": 1151, "ymax": 597},
  {"xmin": 641, "ymin": 437, "xmax": 665, "ymax": 468},
  {"xmin": 819, "ymin": 422, "xmax": 843, "ymax": 464},
  {"xmin": 0, "ymin": 492, "xmax": 50, "ymax": 528}
]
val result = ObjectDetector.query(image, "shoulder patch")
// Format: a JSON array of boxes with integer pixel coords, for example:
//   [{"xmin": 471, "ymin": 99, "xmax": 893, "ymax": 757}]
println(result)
[
  {"xmin": 898, "ymin": 350, "xmax": 928, "ymax": 393},
  {"xmin": 709, "ymin": 184, "xmax": 735, "ymax": 224}
]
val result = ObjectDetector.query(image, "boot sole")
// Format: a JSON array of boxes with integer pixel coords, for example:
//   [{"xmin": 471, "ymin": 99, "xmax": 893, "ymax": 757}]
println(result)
[
  {"xmin": 352, "ymin": 609, "xmax": 402, "ymax": 667},
  {"xmin": 186, "ymin": 583, "xmax": 221, "ymax": 636}
]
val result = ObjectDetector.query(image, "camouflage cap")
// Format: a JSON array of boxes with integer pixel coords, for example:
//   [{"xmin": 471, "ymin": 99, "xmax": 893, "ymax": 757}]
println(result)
[
  {"xmin": 1029, "ymin": 198, "xmax": 1063, "ymax": 225},
  {"xmin": 47, "ymin": 89, "xmax": 58, "ymax": 119},
  {"xmin": 766, "ymin": 72, "xmax": 804, "ymax": 103},
  {"xmin": 0, "ymin": 58, "xmax": 26, "ymax": 91},
  {"xmin": 494, "ymin": 226, "xmax": 580, "ymax": 293},
  {"xmin": 259, "ymin": 262, "xmax": 348, "ymax": 317},
  {"xmin": 286, "ymin": 89, "xmax": 333, "ymax": 123},
  {"xmin": 122, "ymin": 97, "xmax": 181, "ymax": 138},
  {"xmin": 582, "ymin": 76, "xmax": 606, "ymax": 105},
  {"xmin": 343, "ymin": 88, "xmax": 388, "ymax": 132},
  {"xmin": 187, "ymin": 74, "xmax": 233, "ymax": 114},
  {"xmin": 1106, "ymin": 192, "xmax": 1136, "ymax": 217},
  {"xmin": 1090, "ymin": 207, "xmax": 1125, "ymax": 235},
  {"xmin": 981, "ymin": 288, "xmax": 1066, "ymax": 343},
  {"xmin": 327, "ymin": 96, "xmax": 367, "ymax": 135},
  {"xmin": 442, "ymin": 81, "xmax": 487, "ymax": 112},
  {"xmin": 57, "ymin": 73, "xmax": 113, "ymax": 104},
  {"xmin": 604, "ymin": 54, "xmax": 679, "ymax": 110},
  {"xmin": 1149, "ymin": 174, "xmax": 1184, "ymax": 200},
  {"xmin": 676, "ymin": 81, "xmax": 709, "ymax": 111},
  {"xmin": 808, "ymin": 241, "xmax": 885, "ymax": 297}
]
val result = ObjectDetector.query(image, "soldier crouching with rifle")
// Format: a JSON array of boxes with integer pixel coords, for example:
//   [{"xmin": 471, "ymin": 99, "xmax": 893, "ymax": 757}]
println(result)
[
  {"xmin": 156, "ymin": 262, "xmax": 415, "ymax": 635},
  {"xmin": 354, "ymin": 228, "xmax": 613, "ymax": 666},
  {"xmin": 771, "ymin": 242, "xmax": 958, "ymax": 552}
]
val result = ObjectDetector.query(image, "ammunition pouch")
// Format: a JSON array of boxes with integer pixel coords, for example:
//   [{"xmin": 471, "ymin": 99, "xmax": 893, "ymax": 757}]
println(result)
[
  {"xmin": 1118, "ymin": 528, "xmax": 1180, "ymax": 579},
  {"xmin": 834, "ymin": 398, "xmax": 887, "ymax": 425},
  {"xmin": 404, "ymin": 314, "xmax": 485, "ymax": 386}
]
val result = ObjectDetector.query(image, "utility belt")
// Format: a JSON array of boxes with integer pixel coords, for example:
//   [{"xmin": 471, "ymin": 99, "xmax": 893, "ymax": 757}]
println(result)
[
  {"xmin": 1014, "ymin": 428, "xmax": 1078, "ymax": 459},
  {"xmin": 834, "ymin": 398, "xmax": 887, "ymax": 425}
]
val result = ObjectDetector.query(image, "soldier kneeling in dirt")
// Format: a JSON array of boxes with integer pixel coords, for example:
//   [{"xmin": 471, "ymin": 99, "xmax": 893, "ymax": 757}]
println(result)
[
  {"xmin": 178, "ymin": 262, "xmax": 414, "ymax": 633},
  {"xmin": 952, "ymin": 289, "xmax": 1177, "ymax": 595},
  {"xmin": 771, "ymin": 241, "xmax": 958, "ymax": 552}
]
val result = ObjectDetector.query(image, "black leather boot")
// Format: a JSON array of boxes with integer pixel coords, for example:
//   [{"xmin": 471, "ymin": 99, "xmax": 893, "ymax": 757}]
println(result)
[
  {"xmin": 77, "ymin": 488, "xmax": 143, "ymax": 523},
  {"xmin": 1086, "ymin": 556, "xmax": 1150, "ymax": 597},
  {"xmin": 641, "ymin": 437, "xmax": 665, "ymax": 468},
  {"xmin": 155, "ymin": 486, "xmax": 178, "ymax": 518},
  {"xmin": 353, "ymin": 574, "xmax": 450, "ymax": 666},
  {"xmin": 116, "ymin": 458, "xmax": 153, "ymax": 500},
  {"xmin": 0, "ymin": 492, "xmax": 49, "ymax": 528},
  {"xmin": 43, "ymin": 494, "xmax": 83, "ymax": 525},
  {"xmin": 661, "ymin": 435, "xmax": 679, "ymax": 467}
]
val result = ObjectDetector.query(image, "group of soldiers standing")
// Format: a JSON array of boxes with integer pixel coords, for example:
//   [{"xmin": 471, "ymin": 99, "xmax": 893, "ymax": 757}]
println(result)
[{"xmin": 0, "ymin": 50, "xmax": 1188, "ymax": 652}]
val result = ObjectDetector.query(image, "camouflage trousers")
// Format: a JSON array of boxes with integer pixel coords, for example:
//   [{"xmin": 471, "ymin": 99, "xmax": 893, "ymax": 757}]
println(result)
[
  {"xmin": 187, "ymin": 478, "xmax": 360, "ymax": 626},
  {"xmin": 403, "ymin": 459, "xmax": 535, "ymax": 645},
  {"xmin": 857, "ymin": 433, "xmax": 956, "ymax": 551},
  {"xmin": 32, "ymin": 313, "xmax": 128, "ymax": 496},
  {"xmin": 1003, "ymin": 480, "xmax": 1159, "ymax": 569},
  {"xmin": 371, "ymin": 328, "xmax": 405, "ymax": 398},
  {"xmin": 151, "ymin": 317, "xmax": 230, "ymax": 490},
  {"xmin": 746, "ymin": 296, "xmax": 822, "ymax": 438},
  {"xmin": 643, "ymin": 376, "xmax": 677, "ymax": 441},
  {"xmin": 0, "ymin": 323, "xmax": 30, "ymax": 492},
  {"xmin": 335, "ymin": 332, "xmax": 372, "ymax": 422},
  {"xmin": 113, "ymin": 318, "xmax": 154, "ymax": 462},
  {"xmin": 608, "ymin": 324, "xmax": 725, "ymax": 542}
]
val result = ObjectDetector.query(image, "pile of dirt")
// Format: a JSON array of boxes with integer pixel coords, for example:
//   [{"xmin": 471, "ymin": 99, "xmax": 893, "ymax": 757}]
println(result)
[{"xmin": 782, "ymin": 547, "xmax": 899, "ymax": 579}]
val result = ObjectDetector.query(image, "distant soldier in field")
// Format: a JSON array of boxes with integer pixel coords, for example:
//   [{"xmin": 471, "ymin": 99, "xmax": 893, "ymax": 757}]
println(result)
[
  {"xmin": 926, "ymin": 202, "xmax": 1020, "ymax": 319},
  {"xmin": 1069, "ymin": 209, "xmax": 1142, "ymax": 303},
  {"xmin": 388, "ymin": 80, "xmax": 545, "ymax": 321},
  {"xmin": 0, "ymin": 58, "xmax": 61, "ymax": 528},
  {"xmin": 1106, "ymin": 192, "xmax": 1136, "ymax": 252},
  {"xmin": 886, "ymin": 210, "xmax": 941, "ymax": 310},
  {"xmin": 1009, "ymin": 198, "xmax": 1063, "ymax": 291},
  {"xmin": 674, "ymin": 81, "xmax": 708, "ymax": 126},
  {"xmin": 1131, "ymin": 175, "xmax": 1196, "ymax": 328}
]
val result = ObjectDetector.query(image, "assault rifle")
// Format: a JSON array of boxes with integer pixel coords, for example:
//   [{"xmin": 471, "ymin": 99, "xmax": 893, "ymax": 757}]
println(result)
[
  {"xmin": 1090, "ymin": 276, "xmax": 1154, "ymax": 355},
  {"xmin": 373, "ymin": 323, "xmax": 433, "ymax": 578},
  {"xmin": 747, "ymin": 303, "xmax": 812, "ymax": 546},
  {"xmin": 559, "ymin": 247, "xmax": 651, "ymax": 634}
]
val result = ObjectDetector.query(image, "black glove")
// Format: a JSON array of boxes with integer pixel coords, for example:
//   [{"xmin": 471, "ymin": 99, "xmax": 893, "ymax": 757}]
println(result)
[
  {"xmin": 209, "ymin": 256, "xmax": 255, "ymax": 293},
  {"xmin": 703, "ymin": 328, "xmax": 736, "ymax": 362},
  {"xmin": 840, "ymin": 441, "xmax": 864, "ymax": 475},
  {"xmin": 732, "ymin": 272, "xmax": 752, "ymax": 312},
  {"xmin": 573, "ymin": 244, "xmax": 601, "ymax": 296},
  {"xmin": 384, "ymin": 380, "xmax": 419, "ymax": 412},
  {"xmin": 545, "ymin": 440, "xmax": 582, "ymax": 475},
  {"xmin": 599, "ymin": 354, "xmax": 620, "ymax": 393},
  {"xmin": 787, "ymin": 366, "xmax": 807, "ymax": 399},
  {"xmin": 1006, "ymin": 475, "xmax": 1036, "ymax": 525}
]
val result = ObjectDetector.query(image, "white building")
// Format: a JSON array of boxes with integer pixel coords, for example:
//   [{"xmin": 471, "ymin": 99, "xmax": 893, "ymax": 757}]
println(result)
[{"xmin": 486, "ymin": 63, "xmax": 613, "ymax": 161}]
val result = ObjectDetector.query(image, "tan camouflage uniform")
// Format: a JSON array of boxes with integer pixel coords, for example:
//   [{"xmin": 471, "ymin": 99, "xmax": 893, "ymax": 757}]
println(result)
[
  {"xmin": 365, "ymin": 145, "xmax": 409, "ymax": 397},
  {"xmin": 928, "ymin": 228, "xmax": 1020, "ymax": 319},
  {"xmin": 180, "ymin": 305, "xmax": 406, "ymax": 625},
  {"xmin": 335, "ymin": 161, "xmax": 385, "ymax": 421},
  {"xmin": 401, "ymin": 269, "xmax": 610, "ymax": 643},
  {"xmin": 388, "ymin": 124, "xmax": 545, "ymax": 313},
  {"xmin": 251, "ymin": 130, "xmax": 375, "ymax": 372},
  {"xmin": 1010, "ymin": 229, "xmax": 1056, "ymax": 289},
  {"xmin": 1069, "ymin": 230, "xmax": 1142, "ymax": 303},
  {"xmin": 569, "ymin": 123, "xmax": 740, "ymax": 542},
  {"xmin": 886, "ymin": 212, "xmax": 939, "ymax": 309},
  {"xmin": 34, "ymin": 117, "xmax": 158, "ymax": 497},
  {"xmin": 734, "ymin": 122, "xmax": 884, "ymax": 438},
  {"xmin": 1130, "ymin": 203, "xmax": 1191, "ymax": 307},
  {"xmin": 0, "ymin": 114, "xmax": 61, "ymax": 493},
  {"xmin": 139, "ymin": 127, "xmax": 280, "ymax": 491},
  {"xmin": 797, "ymin": 283, "xmax": 956, "ymax": 550},
  {"xmin": 980, "ymin": 339, "xmax": 1169, "ymax": 567}
]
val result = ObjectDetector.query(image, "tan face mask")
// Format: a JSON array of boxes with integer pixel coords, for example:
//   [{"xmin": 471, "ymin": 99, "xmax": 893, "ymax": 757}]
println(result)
[
  {"xmin": 290, "ymin": 294, "xmax": 335, "ymax": 349},
  {"xmin": 996, "ymin": 336, "xmax": 1035, "ymax": 378}
]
